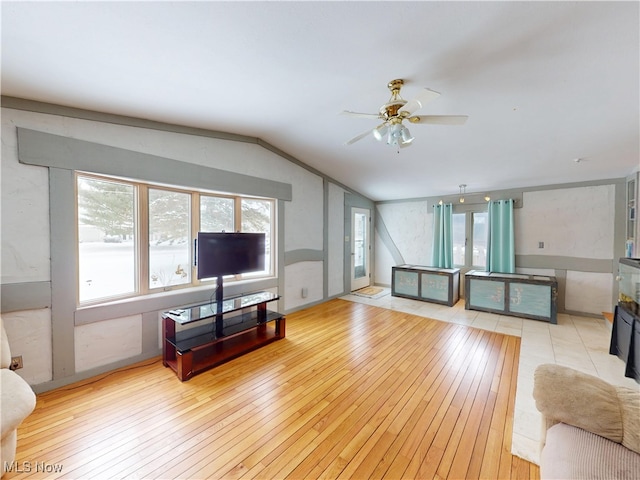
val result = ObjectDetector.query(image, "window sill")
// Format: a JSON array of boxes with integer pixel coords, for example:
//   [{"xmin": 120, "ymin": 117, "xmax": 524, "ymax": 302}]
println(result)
[{"xmin": 75, "ymin": 277, "xmax": 278, "ymax": 326}]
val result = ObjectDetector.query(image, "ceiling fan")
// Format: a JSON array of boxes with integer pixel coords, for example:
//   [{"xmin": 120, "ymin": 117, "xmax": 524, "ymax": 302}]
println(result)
[{"xmin": 343, "ymin": 79, "xmax": 468, "ymax": 148}]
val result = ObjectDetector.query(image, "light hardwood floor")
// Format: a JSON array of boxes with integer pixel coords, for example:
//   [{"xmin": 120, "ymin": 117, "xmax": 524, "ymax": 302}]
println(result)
[{"xmin": 12, "ymin": 299, "xmax": 539, "ymax": 479}]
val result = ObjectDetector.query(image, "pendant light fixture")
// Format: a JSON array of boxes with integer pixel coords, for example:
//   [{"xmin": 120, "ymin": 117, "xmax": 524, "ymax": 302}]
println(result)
[
  {"xmin": 459, "ymin": 184, "xmax": 467, "ymax": 203},
  {"xmin": 436, "ymin": 186, "xmax": 494, "ymax": 206}
]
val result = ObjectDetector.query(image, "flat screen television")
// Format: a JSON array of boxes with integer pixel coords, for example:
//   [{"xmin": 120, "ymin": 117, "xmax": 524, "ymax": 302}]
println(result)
[{"xmin": 196, "ymin": 232, "xmax": 266, "ymax": 279}]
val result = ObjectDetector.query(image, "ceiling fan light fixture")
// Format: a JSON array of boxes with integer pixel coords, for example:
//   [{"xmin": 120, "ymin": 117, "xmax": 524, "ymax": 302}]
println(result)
[
  {"xmin": 373, "ymin": 123, "xmax": 388, "ymax": 141},
  {"xmin": 387, "ymin": 123, "xmax": 402, "ymax": 146},
  {"xmin": 400, "ymin": 125, "xmax": 414, "ymax": 144}
]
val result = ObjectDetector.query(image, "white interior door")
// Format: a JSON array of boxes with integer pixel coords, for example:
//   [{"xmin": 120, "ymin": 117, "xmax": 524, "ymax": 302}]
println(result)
[{"xmin": 350, "ymin": 207, "xmax": 370, "ymax": 291}]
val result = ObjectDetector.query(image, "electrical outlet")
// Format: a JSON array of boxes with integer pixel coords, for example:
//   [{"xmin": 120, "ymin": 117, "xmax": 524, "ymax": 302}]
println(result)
[{"xmin": 10, "ymin": 355, "xmax": 23, "ymax": 370}]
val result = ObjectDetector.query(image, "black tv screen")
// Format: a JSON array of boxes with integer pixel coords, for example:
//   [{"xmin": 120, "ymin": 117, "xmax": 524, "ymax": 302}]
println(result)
[{"xmin": 196, "ymin": 232, "xmax": 266, "ymax": 279}]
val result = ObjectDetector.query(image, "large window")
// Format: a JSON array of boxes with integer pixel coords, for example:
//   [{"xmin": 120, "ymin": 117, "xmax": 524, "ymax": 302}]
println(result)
[
  {"xmin": 452, "ymin": 208, "xmax": 488, "ymax": 269},
  {"xmin": 77, "ymin": 173, "xmax": 275, "ymax": 305}
]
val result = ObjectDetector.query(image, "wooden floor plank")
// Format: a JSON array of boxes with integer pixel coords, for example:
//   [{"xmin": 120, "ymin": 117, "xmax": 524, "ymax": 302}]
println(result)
[
  {"xmin": 427, "ymin": 331, "xmax": 503, "ymax": 480},
  {"xmin": 498, "ymin": 336, "xmax": 521, "ymax": 480},
  {"xmin": 400, "ymin": 330, "xmax": 494, "ymax": 480},
  {"xmin": 434, "ymin": 332, "xmax": 504, "ymax": 479},
  {"xmin": 11, "ymin": 299, "xmax": 539, "ymax": 480},
  {"xmin": 328, "ymin": 326, "xmax": 466, "ymax": 479}
]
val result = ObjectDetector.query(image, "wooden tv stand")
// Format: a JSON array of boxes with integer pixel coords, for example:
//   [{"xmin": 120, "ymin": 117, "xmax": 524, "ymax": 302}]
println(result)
[{"xmin": 162, "ymin": 291, "xmax": 285, "ymax": 381}]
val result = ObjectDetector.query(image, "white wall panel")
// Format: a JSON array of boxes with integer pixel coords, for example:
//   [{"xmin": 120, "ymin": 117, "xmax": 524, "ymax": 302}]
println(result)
[
  {"xmin": 565, "ymin": 271, "xmax": 613, "ymax": 315},
  {"xmin": 75, "ymin": 315, "xmax": 142, "ymax": 372},
  {"xmin": 377, "ymin": 201, "xmax": 432, "ymax": 266},
  {"xmin": 284, "ymin": 261, "xmax": 323, "ymax": 310},
  {"xmin": 284, "ymin": 170, "xmax": 323, "ymax": 252},
  {"xmin": 1, "ymin": 115, "xmax": 51, "ymax": 283},
  {"xmin": 516, "ymin": 185, "xmax": 614, "ymax": 258},
  {"xmin": 374, "ymin": 233, "xmax": 395, "ymax": 286},
  {"xmin": 1, "ymin": 308, "xmax": 52, "ymax": 384}
]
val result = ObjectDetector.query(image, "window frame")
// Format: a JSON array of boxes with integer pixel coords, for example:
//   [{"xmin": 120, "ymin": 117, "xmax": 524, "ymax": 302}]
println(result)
[{"xmin": 76, "ymin": 172, "xmax": 276, "ymax": 306}]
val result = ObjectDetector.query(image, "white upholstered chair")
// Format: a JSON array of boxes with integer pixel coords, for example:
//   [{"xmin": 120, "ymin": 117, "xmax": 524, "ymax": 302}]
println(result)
[{"xmin": 1, "ymin": 318, "xmax": 36, "ymax": 477}]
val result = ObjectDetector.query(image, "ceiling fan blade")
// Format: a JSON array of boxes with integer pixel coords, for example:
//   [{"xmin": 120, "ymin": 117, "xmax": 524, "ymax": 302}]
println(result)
[
  {"xmin": 408, "ymin": 115, "xmax": 469, "ymax": 125},
  {"xmin": 345, "ymin": 128, "xmax": 374, "ymax": 145},
  {"xmin": 398, "ymin": 88, "xmax": 441, "ymax": 116},
  {"xmin": 342, "ymin": 110, "xmax": 381, "ymax": 119}
]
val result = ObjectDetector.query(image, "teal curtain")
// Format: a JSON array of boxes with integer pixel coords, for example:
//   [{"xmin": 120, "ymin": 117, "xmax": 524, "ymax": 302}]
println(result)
[
  {"xmin": 432, "ymin": 203, "xmax": 453, "ymax": 268},
  {"xmin": 487, "ymin": 199, "xmax": 515, "ymax": 273}
]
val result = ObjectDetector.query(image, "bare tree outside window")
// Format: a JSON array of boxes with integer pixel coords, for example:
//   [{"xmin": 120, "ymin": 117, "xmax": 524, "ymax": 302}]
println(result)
[
  {"xmin": 200, "ymin": 196, "xmax": 234, "ymax": 232},
  {"xmin": 77, "ymin": 176, "xmax": 136, "ymax": 302},
  {"xmin": 149, "ymin": 189, "xmax": 191, "ymax": 288},
  {"xmin": 242, "ymin": 199, "xmax": 272, "ymax": 274}
]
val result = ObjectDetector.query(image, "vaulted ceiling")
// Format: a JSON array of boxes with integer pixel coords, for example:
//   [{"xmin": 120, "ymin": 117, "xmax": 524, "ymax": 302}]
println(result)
[{"xmin": 2, "ymin": 1, "xmax": 638, "ymax": 201}]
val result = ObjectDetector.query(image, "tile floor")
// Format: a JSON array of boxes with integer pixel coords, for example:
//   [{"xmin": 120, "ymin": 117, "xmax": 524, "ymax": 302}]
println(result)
[{"xmin": 340, "ymin": 288, "xmax": 639, "ymax": 465}]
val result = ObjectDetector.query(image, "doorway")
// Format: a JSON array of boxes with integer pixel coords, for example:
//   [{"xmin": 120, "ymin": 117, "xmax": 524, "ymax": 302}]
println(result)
[{"xmin": 350, "ymin": 207, "xmax": 371, "ymax": 291}]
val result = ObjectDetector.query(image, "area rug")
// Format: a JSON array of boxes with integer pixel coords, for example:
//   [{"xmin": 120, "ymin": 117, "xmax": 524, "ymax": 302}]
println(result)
[{"xmin": 352, "ymin": 286, "xmax": 388, "ymax": 299}]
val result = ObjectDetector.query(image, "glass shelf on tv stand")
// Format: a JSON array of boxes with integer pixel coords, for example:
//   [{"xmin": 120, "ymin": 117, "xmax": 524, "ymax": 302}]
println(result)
[{"xmin": 165, "ymin": 291, "xmax": 279, "ymax": 325}]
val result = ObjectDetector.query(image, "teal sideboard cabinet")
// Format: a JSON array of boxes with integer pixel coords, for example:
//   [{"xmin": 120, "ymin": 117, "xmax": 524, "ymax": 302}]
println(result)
[
  {"xmin": 392, "ymin": 264, "xmax": 460, "ymax": 307},
  {"xmin": 465, "ymin": 270, "xmax": 558, "ymax": 324}
]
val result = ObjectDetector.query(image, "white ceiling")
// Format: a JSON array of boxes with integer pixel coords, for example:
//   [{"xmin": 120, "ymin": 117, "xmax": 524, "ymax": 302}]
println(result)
[{"xmin": 2, "ymin": 1, "xmax": 639, "ymax": 201}]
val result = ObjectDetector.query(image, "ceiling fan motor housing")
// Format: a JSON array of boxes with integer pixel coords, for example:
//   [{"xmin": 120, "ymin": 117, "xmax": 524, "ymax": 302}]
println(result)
[
  {"xmin": 380, "ymin": 101, "xmax": 407, "ymax": 121},
  {"xmin": 380, "ymin": 79, "xmax": 407, "ymax": 121}
]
